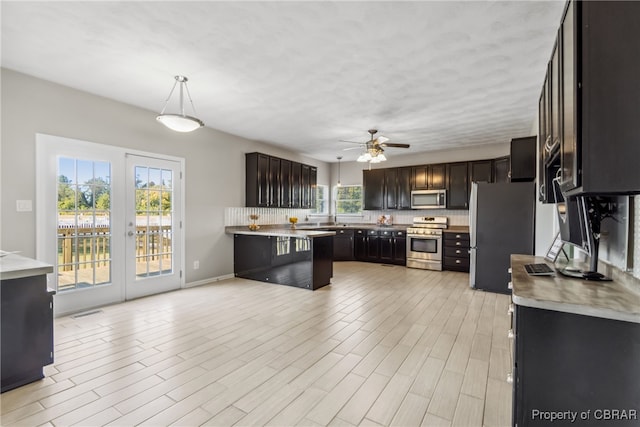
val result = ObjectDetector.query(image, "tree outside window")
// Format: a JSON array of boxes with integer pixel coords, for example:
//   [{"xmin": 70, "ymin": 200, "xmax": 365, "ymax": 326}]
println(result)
[
  {"xmin": 335, "ymin": 185, "xmax": 362, "ymax": 214},
  {"xmin": 312, "ymin": 185, "xmax": 328, "ymax": 214}
]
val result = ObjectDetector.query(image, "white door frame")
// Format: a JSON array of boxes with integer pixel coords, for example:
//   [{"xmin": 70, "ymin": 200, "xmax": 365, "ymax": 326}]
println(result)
[{"xmin": 36, "ymin": 134, "xmax": 185, "ymax": 316}]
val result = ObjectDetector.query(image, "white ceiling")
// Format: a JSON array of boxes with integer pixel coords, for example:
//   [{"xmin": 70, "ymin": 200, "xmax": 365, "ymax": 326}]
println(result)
[{"xmin": 1, "ymin": 1, "xmax": 565, "ymax": 163}]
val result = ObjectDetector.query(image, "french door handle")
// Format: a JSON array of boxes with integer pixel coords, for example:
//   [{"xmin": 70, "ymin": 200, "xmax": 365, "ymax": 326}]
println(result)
[{"xmin": 128, "ymin": 231, "xmax": 134, "ymax": 237}]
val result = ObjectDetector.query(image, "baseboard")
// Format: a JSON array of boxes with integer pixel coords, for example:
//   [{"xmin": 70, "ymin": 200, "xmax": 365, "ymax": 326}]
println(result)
[{"xmin": 184, "ymin": 273, "xmax": 235, "ymax": 289}]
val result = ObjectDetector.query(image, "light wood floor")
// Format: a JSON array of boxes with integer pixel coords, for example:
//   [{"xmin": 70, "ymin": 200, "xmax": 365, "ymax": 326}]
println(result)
[{"xmin": 0, "ymin": 262, "xmax": 513, "ymax": 427}]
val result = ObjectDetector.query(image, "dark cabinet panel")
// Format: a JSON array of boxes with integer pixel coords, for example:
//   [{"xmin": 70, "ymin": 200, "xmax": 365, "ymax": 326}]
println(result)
[
  {"xmin": 280, "ymin": 159, "xmax": 292, "ymax": 208},
  {"xmin": 384, "ymin": 169, "xmax": 399, "ymax": 210},
  {"xmin": 412, "ymin": 164, "xmax": 446, "ymax": 190},
  {"xmin": 366, "ymin": 230, "xmax": 379, "ymax": 262},
  {"xmin": 543, "ymin": 0, "xmax": 640, "ymax": 196},
  {"xmin": 443, "ymin": 232, "xmax": 470, "ymax": 272},
  {"xmin": 247, "ymin": 153, "xmax": 317, "ymax": 208},
  {"xmin": 469, "ymin": 160, "xmax": 493, "ymax": 185},
  {"xmin": 446, "ymin": 162, "xmax": 469, "ymax": 209},
  {"xmin": 494, "ymin": 156, "xmax": 510, "ymax": 183},
  {"xmin": 396, "ymin": 167, "xmax": 412, "ymax": 209},
  {"xmin": 379, "ymin": 230, "xmax": 394, "ymax": 263},
  {"xmin": 354, "ymin": 229, "xmax": 367, "ymax": 261},
  {"xmin": 363, "ymin": 169, "xmax": 385, "ymax": 210},
  {"xmin": 392, "ymin": 231, "xmax": 406, "ymax": 265},
  {"xmin": 333, "ymin": 229, "xmax": 354, "ymax": 261},
  {"xmin": 510, "ymin": 137, "xmax": 536, "ymax": 182}
]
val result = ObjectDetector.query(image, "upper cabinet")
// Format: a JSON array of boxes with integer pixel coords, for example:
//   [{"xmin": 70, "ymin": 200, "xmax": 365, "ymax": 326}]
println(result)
[
  {"xmin": 363, "ymin": 169, "xmax": 385, "ymax": 210},
  {"xmin": 412, "ymin": 164, "xmax": 446, "ymax": 190},
  {"xmin": 494, "ymin": 156, "xmax": 510, "ymax": 183},
  {"xmin": 246, "ymin": 153, "xmax": 316, "ymax": 208},
  {"xmin": 542, "ymin": 0, "xmax": 640, "ymax": 197},
  {"xmin": 446, "ymin": 162, "xmax": 469, "ymax": 210},
  {"xmin": 363, "ymin": 167, "xmax": 412, "ymax": 210},
  {"xmin": 509, "ymin": 137, "xmax": 536, "ymax": 182}
]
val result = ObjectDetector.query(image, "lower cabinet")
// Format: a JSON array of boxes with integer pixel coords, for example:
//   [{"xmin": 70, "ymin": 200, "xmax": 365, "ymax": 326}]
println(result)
[
  {"xmin": 332, "ymin": 229, "xmax": 354, "ymax": 261},
  {"xmin": 1, "ymin": 274, "xmax": 55, "ymax": 393},
  {"xmin": 353, "ymin": 228, "xmax": 406, "ymax": 265},
  {"xmin": 511, "ymin": 304, "xmax": 640, "ymax": 427},
  {"xmin": 443, "ymin": 231, "xmax": 470, "ymax": 272}
]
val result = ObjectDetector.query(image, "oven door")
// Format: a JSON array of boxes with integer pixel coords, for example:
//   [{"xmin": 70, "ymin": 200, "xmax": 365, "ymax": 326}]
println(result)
[{"xmin": 407, "ymin": 234, "xmax": 442, "ymax": 261}]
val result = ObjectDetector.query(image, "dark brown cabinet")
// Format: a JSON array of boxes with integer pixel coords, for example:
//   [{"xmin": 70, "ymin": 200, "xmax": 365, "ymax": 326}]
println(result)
[
  {"xmin": 246, "ymin": 153, "xmax": 316, "ymax": 208},
  {"xmin": 353, "ymin": 228, "xmax": 406, "ymax": 265},
  {"xmin": 469, "ymin": 160, "xmax": 493, "ymax": 185},
  {"xmin": 494, "ymin": 156, "xmax": 510, "ymax": 183},
  {"xmin": 446, "ymin": 162, "xmax": 469, "ymax": 209},
  {"xmin": 363, "ymin": 169, "xmax": 385, "ymax": 210},
  {"xmin": 541, "ymin": 0, "xmax": 640, "ymax": 197},
  {"xmin": 412, "ymin": 164, "xmax": 446, "ymax": 190},
  {"xmin": 332, "ymin": 228, "xmax": 354, "ymax": 261},
  {"xmin": 354, "ymin": 229, "xmax": 367, "ymax": 261},
  {"xmin": 510, "ymin": 137, "xmax": 536, "ymax": 182},
  {"xmin": 1, "ymin": 274, "xmax": 55, "ymax": 392},
  {"xmin": 443, "ymin": 232, "xmax": 470, "ymax": 272},
  {"xmin": 385, "ymin": 167, "xmax": 412, "ymax": 210}
]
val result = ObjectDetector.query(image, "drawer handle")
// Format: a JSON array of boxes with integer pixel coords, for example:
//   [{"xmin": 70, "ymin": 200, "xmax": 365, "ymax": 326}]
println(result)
[
  {"xmin": 455, "ymin": 249, "xmax": 461, "ymax": 254},
  {"xmin": 455, "ymin": 234, "xmax": 461, "ymax": 238},
  {"xmin": 508, "ymin": 329, "xmax": 514, "ymax": 339},
  {"xmin": 506, "ymin": 373, "xmax": 513, "ymax": 384},
  {"xmin": 508, "ymin": 267, "xmax": 512, "ymax": 274},
  {"xmin": 508, "ymin": 281, "xmax": 513, "ymax": 290},
  {"xmin": 455, "ymin": 242, "xmax": 462, "ymax": 246},
  {"xmin": 455, "ymin": 259, "xmax": 461, "ymax": 264}
]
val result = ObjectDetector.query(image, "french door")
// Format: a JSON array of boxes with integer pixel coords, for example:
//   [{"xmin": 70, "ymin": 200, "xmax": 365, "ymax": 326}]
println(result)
[
  {"xmin": 125, "ymin": 154, "xmax": 182, "ymax": 300},
  {"xmin": 37, "ymin": 134, "xmax": 184, "ymax": 315}
]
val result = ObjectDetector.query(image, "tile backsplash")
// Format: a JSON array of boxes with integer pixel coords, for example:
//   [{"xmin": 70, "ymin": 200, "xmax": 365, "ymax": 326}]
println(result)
[{"xmin": 225, "ymin": 207, "xmax": 314, "ymax": 226}]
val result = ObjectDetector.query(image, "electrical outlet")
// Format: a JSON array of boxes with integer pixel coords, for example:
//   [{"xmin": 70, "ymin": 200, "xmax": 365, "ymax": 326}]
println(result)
[
  {"xmin": 16, "ymin": 200, "xmax": 33, "ymax": 212},
  {"xmin": 193, "ymin": 260, "xmax": 200, "ymax": 270}
]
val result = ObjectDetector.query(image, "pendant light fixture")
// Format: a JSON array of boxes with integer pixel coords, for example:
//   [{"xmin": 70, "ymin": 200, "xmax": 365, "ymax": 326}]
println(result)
[
  {"xmin": 156, "ymin": 75, "xmax": 204, "ymax": 132},
  {"xmin": 336, "ymin": 156, "xmax": 342, "ymax": 187}
]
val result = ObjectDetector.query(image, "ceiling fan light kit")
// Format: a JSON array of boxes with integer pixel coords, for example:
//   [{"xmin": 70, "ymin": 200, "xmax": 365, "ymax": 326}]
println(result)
[
  {"xmin": 347, "ymin": 129, "xmax": 408, "ymax": 163},
  {"xmin": 156, "ymin": 75, "xmax": 204, "ymax": 132}
]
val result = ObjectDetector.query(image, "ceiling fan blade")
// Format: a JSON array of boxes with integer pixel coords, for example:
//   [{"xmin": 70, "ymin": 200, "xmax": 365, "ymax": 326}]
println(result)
[
  {"xmin": 381, "ymin": 143, "xmax": 410, "ymax": 148},
  {"xmin": 343, "ymin": 146, "xmax": 363, "ymax": 151},
  {"xmin": 339, "ymin": 139, "xmax": 364, "ymax": 144},
  {"xmin": 376, "ymin": 136, "xmax": 389, "ymax": 144}
]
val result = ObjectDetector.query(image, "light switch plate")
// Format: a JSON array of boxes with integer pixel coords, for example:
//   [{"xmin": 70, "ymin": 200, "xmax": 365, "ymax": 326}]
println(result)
[{"xmin": 16, "ymin": 200, "xmax": 33, "ymax": 212}]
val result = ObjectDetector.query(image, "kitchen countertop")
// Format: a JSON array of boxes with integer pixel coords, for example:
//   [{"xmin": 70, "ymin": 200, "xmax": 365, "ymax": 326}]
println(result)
[
  {"xmin": 225, "ymin": 226, "xmax": 335, "ymax": 239},
  {"xmin": 0, "ymin": 252, "xmax": 54, "ymax": 281},
  {"xmin": 510, "ymin": 254, "xmax": 640, "ymax": 324}
]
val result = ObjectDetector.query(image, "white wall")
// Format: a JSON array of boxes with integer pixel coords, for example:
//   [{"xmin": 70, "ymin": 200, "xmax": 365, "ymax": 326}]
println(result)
[{"xmin": 0, "ymin": 68, "xmax": 329, "ymax": 283}]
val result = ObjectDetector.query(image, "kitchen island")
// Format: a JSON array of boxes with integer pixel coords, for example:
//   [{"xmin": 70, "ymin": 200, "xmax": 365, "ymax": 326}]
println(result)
[
  {"xmin": 226, "ymin": 227, "xmax": 335, "ymax": 290},
  {"xmin": 1, "ymin": 253, "xmax": 55, "ymax": 392},
  {"xmin": 509, "ymin": 254, "xmax": 640, "ymax": 427}
]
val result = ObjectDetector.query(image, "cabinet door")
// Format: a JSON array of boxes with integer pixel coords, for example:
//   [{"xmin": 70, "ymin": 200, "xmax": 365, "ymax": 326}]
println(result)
[
  {"xmin": 384, "ymin": 168, "xmax": 398, "ymax": 209},
  {"xmin": 494, "ymin": 156, "xmax": 510, "ymax": 183},
  {"xmin": 363, "ymin": 169, "xmax": 385, "ymax": 210},
  {"xmin": 354, "ymin": 230, "xmax": 367, "ymax": 261},
  {"xmin": 301, "ymin": 164, "xmax": 311, "ymax": 208},
  {"xmin": 280, "ymin": 159, "xmax": 292, "ymax": 208},
  {"xmin": 393, "ymin": 233, "xmax": 406, "ymax": 265},
  {"xmin": 379, "ymin": 230, "xmax": 393, "ymax": 262},
  {"xmin": 291, "ymin": 162, "xmax": 301, "ymax": 208},
  {"xmin": 309, "ymin": 167, "xmax": 317, "ymax": 209},
  {"xmin": 333, "ymin": 229, "xmax": 354, "ymax": 261},
  {"xmin": 560, "ymin": 0, "xmax": 579, "ymax": 192},
  {"xmin": 366, "ymin": 235, "xmax": 380, "ymax": 261},
  {"xmin": 549, "ymin": 38, "xmax": 561, "ymax": 152},
  {"xmin": 510, "ymin": 137, "xmax": 536, "ymax": 182},
  {"xmin": 470, "ymin": 160, "xmax": 493, "ymax": 184},
  {"xmin": 269, "ymin": 157, "xmax": 281, "ymax": 207},
  {"xmin": 446, "ymin": 162, "xmax": 469, "ymax": 209},
  {"xmin": 412, "ymin": 165, "xmax": 428, "ymax": 190},
  {"xmin": 256, "ymin": 153, "xmax": 270, "ymax": 207},
  {"xmin": 397, "ymin": 167, "xmax": 412, "ymax": 209},
  {"xmin": 429, "ymin": 164, "xmax": 446, "ymax": 189}
]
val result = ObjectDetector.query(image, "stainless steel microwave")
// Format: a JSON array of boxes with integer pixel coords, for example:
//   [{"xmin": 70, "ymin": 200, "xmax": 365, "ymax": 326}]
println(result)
[{"xmin": 411, "ymin": 189, "xmax": 447, "ymax": 209}]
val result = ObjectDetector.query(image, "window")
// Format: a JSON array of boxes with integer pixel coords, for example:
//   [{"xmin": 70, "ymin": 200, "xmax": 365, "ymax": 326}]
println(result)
[
  {"xmin": 312, "ymin": 184, "xmax": 328, "ymax": 214},
  {"xmin": 335, "ymin": 185, "xmax": 363, "ymax": 214}
]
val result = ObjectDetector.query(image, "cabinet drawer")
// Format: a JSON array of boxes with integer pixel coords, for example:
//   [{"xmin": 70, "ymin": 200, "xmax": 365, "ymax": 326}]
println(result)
[
  {"xmin": 443, "ymin": 255, "xmax": 470, "ymax": 270},
  {"xmin": 444, "ymin": 247, "xmax": 469, "ymax": 257},
  {"xmin": 444, "ymin": 240, "xmax": 470, "ymax": 249}
]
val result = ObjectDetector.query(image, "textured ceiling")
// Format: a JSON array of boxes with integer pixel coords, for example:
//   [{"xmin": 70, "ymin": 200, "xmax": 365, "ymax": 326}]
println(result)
[{"xmin": 1, "ymin": 1, "xmax": 565, "ymax": 163}]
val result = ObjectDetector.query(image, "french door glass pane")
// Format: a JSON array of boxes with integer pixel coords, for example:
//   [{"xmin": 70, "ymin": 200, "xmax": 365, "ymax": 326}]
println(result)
[
  {"xmin": 57, "ymin": 157, "xmax": 112, "ymax": 292},
  {"xmin": 134, "ymin": 166, "xmax": 174, "ymax": 279}
]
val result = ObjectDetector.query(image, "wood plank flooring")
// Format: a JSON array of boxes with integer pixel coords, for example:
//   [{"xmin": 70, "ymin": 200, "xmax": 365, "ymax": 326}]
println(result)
[{"xmin": 0, "ymin": 262, "xmax": 513, "ymax": 426}]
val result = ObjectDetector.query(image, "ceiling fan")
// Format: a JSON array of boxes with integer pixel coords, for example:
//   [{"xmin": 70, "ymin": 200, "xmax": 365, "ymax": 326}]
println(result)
[{"xmin": 341, "ymin": 129, "xmax": 410, "ymax": 163}]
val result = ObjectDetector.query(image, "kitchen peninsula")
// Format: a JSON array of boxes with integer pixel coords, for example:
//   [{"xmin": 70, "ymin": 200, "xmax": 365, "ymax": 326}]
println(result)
[
  {"xmin": 1, "ymin": 253, "xmax": 55, "ymax": 393},
  {"xmin": 509, "ymin": 254, "xmax": 640, "ymax": 427},
  {"xmin": 226, "ymin": 227, "xmax": 335, "ymax": 290}
]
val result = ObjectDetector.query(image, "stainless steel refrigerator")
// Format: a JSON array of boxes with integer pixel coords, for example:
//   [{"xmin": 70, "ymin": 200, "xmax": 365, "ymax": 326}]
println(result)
[{"xmin": 469, "ymin": 181, "xmax": 535, "ymax": 293}]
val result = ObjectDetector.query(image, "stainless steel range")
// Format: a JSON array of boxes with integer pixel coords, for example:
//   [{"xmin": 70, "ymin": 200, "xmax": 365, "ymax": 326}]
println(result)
[{"xmin": 406, "ymin": 216, "xmax": 448, "ymax": 271}]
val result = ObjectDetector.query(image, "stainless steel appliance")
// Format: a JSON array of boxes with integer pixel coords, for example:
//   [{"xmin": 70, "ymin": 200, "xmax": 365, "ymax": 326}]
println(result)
[
  {"xmin": 469, "ymin": 182, "xmax": 535, "ymax": 293},
  {"xmin": 406, "ymin": 216, "xmax": 448, "ymax": 270},
  {"xmin": 410, "ymin": 189, "xmax": 447, "ymax": 209}
]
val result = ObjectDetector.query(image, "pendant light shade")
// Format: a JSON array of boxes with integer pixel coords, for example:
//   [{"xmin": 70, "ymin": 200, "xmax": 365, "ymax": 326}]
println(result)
[
  {"xmin": 337, "ymin": 156, "xmax": 342, "ymax": 186},
  {"xmin": 156, "ymin": 75, "xmax": 204, "ymax": 132}
]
